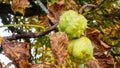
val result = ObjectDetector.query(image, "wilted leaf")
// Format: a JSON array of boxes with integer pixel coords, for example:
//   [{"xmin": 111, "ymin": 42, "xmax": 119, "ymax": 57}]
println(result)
[
  {"xmin": 47, "ymin": 3, "xmax": 66, "ymax": 23},
  {"xmin": 47, "ymin": 0, "xmax": 78, "ymax": 23},
  {"xmin": 38, "ymin": 15, "xmax": 51, "ymax": 28},
  {"xmin": 86, "ymin": 59, "xmax": 100, "ymax": 68},
  {"xmin": 12, "ymin": 0, "xmax": 28, "ymax": 15},
  {"xmin": 50, "ymin": 32, "xmax": 68, "ymax": 67},
  {"xmin": 66, "ymin": 0, "xmax": 78, "ymax": 10},
  {"xmin": 116, "ymin": 64, "xmax": 120, "ymax": 68},
  {"xmin": 86, "ymin": 28, "xmax": 111, "ymax": 52},
  {"xmin": 0, "ymin": 62, "xmax": 2, "ymax": 68},
  {"xmin": 87, "ymin": 55, "xmax": 115, "ymax": 68},
  {"xmin": 93, "ymin": 53, "xmax": 115, "ymax": 68},
  {"xmin": 30, "ymin": 63, "xmax": 56, "ymax": 68},
  {"xmin": 86, "ymin": 28, "xmax": 115, "ymax": 68},
  {"xmin": 1, "ymin": 39, "xmax": 30, "ymax": 68}
]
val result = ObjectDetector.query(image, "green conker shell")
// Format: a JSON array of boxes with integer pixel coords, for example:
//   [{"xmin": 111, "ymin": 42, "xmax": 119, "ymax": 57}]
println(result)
[
  {"xmin": 58, "ymin": 10, "xmax": 88, "ymax": 39},
  {"xmin": 68, "ymin": 36, "xmax": 93, "ymax": 64}
]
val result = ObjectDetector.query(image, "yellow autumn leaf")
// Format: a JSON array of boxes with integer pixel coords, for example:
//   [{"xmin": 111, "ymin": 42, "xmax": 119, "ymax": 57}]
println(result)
[
  {"xmin": 12, "ymin": 0, "xmax": 28, "ymax": 15},
  {"xmin": 0, "ymin": 36, "xmax": 3, "ymax": 44}
]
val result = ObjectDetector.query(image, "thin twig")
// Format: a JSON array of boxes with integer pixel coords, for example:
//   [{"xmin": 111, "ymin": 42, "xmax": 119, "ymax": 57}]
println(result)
[
  {"xmin": 4, "ymin": 23, "xmax": 58, "ymax": 40},
  {"xmin": 79, "ymin": 4, "xmax": 97, "ymax": 14},
  {"xmin": 96, "ymin": 0, "xmax": 105, "ymax": 8},
  {"xmin": 79, "ymin": 0, "xmax": 105, "ymax": 14}
]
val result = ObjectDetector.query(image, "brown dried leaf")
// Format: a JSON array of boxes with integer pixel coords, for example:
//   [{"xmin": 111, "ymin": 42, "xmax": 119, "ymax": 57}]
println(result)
[
  {"xmin": 47, "ymin": 0, "xmax": 78, "ymax": 23},
  {"xmin": 86, "ymin": 59, "xmax": 100, "ymax": 68},
  {"xmin": 57, "ymin": 0, "xmax": 65, "ymax": 5},
  {"xmin": 86, "ymin": 28, "xmax": 115, "ymax": 68},
  {"xmin": 38, "ymin": 15, "xmax": 51, "ymax": 28},
  {"xmin": 1, "ymin": 39, "xmax": 30, "ymax": 68},
  {"xmin": 0, "ymin": 62, "xmax": 2, "ymax": 68},
  {"xmin": 66, "ymin": 0, "xmax": 78, "ymax": 10},
  {"xmin": 50, "ymin": 32, "xmax": 68, "ymax": 67},
  {"xmin": 12, "ymin": 0, "xmax": 28, "ymax": 15},
  {"xmin": 87, "ymin": 55, "xmax": 115, "ymax": 68},
  {"xmin": 116, "ymin": 64, "xmax": 120, "ymax": 68},
  {"xmin": 47, "ymin": 3, "xmax": 66, "ymax": 23},
  {"xmin": 95, "ymin": 54, "xmax": 115, "ymax": 68},
  {"xmin": 86, "ymin": 28, "xmax": 111, "ymax": 53},
  {"xmin": 30, "ymin": 63, "xmax": 56, "ymax": 68}
]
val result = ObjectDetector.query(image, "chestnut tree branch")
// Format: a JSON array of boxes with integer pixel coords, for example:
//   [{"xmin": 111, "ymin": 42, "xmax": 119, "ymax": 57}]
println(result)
[
  {"xmin": 4, "ymin": 23, "xmax": 58, "ymax": 40},
  {"xmin": 79, "ymin": 0, "xmax": 105, "ymax": 14},
  {"xmin": 79, "ymin": 4, "xmax": 97, "ymax": 14}
]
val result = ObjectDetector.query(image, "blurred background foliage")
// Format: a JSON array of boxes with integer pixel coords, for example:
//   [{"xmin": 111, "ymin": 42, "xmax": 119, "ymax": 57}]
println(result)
[
  {"xmin": 0, "ymin": 0, "xmax": 120, "ymax": 67},
  {"xmin": 74, "ymin": 0, "xmax": 120, "ymax": 65}
]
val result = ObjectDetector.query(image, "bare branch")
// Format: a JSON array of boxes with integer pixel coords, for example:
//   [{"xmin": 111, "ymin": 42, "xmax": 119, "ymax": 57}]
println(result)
[
  {"xmin": 79, "ymin": 4, "xmax": 97, "ymax": 14},
  {"xmin": 79, "ymin": 0, "xmax": 105, "ymax": 14},
  {"xmin": 4, "ymin": 23, "xmax": 58, "ymax": 40}
]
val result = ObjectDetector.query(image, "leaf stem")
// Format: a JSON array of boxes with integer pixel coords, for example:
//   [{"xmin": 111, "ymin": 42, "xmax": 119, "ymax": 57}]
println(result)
[{"xmin": 0, "ymin": 24, "xmax": 45, "ymax": 31}]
